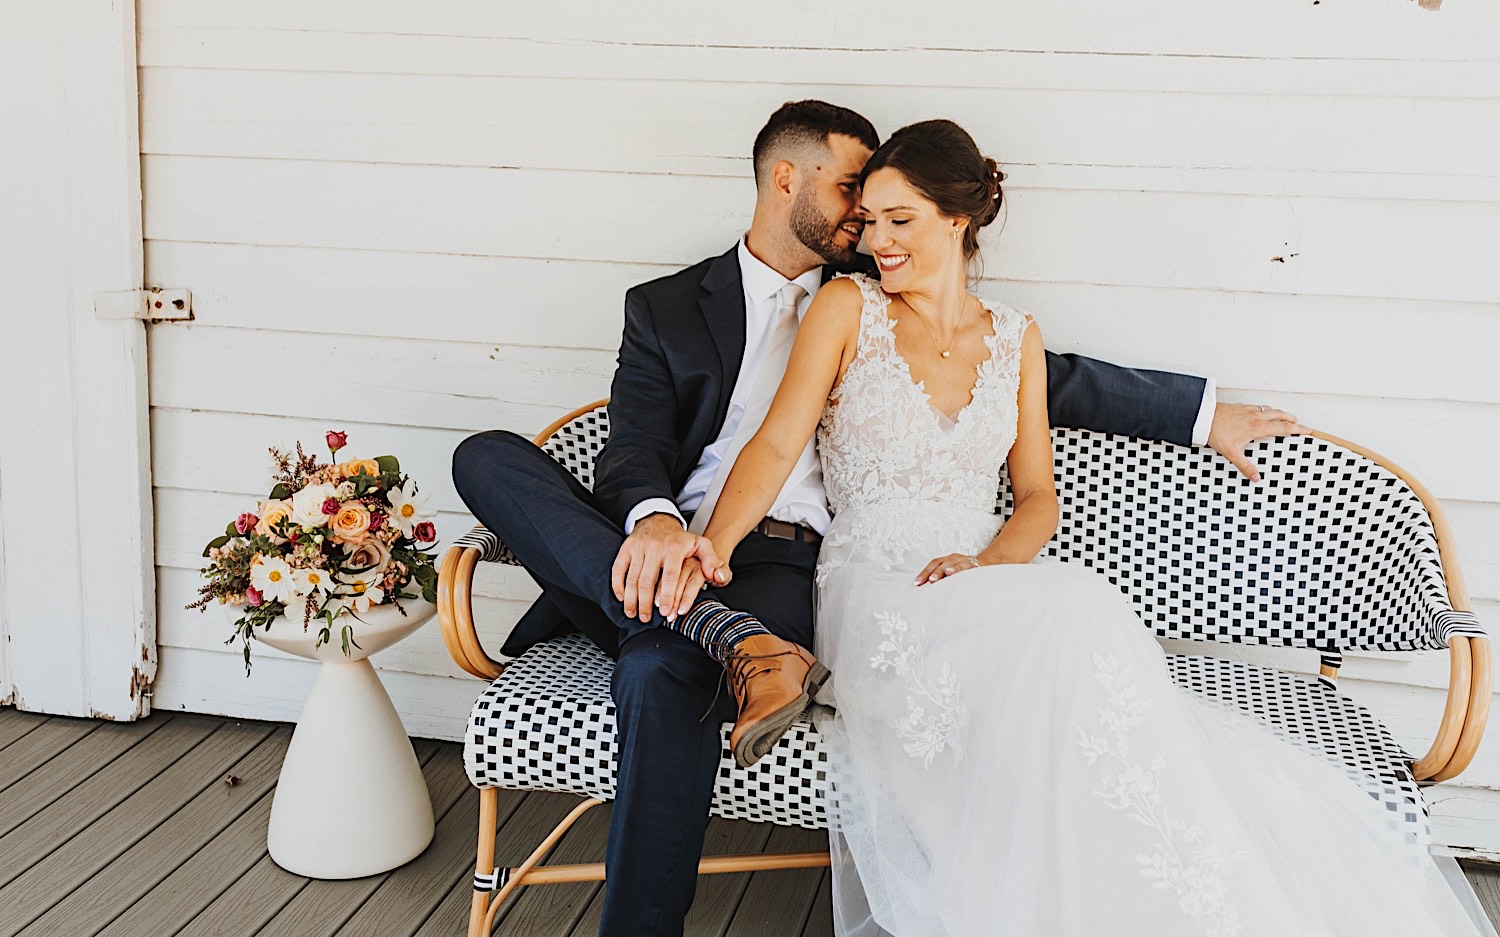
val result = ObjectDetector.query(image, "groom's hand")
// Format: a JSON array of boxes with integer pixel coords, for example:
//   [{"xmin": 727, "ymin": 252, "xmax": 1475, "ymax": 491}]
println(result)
[
  {"xmin": 612, "ymin": 513, "xmax": 707, "ymax": 623},
  {"xmin": 1208, "ymin": 403, "xmax": 1309, "ymax": 482}
]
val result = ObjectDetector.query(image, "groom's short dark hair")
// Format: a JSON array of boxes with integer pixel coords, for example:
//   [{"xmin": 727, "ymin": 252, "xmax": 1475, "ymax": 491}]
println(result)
[{"xmin": 752, "ymin": 101, "xmax": 879, "ymax": 188}]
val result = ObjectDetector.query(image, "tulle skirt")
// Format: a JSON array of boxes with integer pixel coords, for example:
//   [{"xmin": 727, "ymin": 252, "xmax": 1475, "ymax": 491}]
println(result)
[{"xmin": 812, "ymin": 501, "xmax": 1494, "ymax": 937}]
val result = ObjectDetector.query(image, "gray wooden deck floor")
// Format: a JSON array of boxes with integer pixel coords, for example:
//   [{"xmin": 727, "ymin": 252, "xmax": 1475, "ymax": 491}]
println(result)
[
  {"xmin": 1, "ymin": 706, "xmax": 1496, "ymax": 937},
  {"xmin": 0, "ymin": 708, "xmax": 829, "ymax": 937}
]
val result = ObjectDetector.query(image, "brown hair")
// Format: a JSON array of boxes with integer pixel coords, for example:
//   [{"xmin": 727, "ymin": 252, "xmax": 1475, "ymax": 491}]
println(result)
[
  {"xmin": 752, "ymin": 100, "xmax": 880, "ymax": 188},
  {"xmin": 858, "ymin": 119, "xmax": 1005, "ymax": 260}
]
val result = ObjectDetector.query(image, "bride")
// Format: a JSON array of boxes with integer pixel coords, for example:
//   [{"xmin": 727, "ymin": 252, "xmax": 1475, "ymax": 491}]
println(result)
[{"xmin": 686, "ymin": 119, "xmax": 1493, "ymax": 936}]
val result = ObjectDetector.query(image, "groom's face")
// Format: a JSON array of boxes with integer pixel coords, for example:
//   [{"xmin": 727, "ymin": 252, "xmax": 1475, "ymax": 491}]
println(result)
[{"xmin": 788, "ymin": 133, "xmax": 873, "ymax": 267}]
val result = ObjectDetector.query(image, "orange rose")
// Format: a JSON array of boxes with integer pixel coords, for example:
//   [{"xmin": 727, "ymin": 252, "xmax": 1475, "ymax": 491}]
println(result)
[
  {"xmin": 330, "ymin": 502, "xmax": 372, "ymax": 543},
  {"xmin": 254, "ymin": 499, "xmax": 294, "ymax": 541},
  {"xmin": 339, "ymin": 459, "xmax": 381, "ymax": 480}
]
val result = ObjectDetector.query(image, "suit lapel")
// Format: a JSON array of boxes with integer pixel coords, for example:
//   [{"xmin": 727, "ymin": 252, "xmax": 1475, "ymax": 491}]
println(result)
[{"xmin": 699, "ymin": 244, "xmax": 746, "ymax": 429}]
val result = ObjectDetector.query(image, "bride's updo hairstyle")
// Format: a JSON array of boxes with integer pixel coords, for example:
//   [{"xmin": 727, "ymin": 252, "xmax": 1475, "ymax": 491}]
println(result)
[{"xmin": 858, "ymin": 119, "xmax": 1006, "ymax": 261}]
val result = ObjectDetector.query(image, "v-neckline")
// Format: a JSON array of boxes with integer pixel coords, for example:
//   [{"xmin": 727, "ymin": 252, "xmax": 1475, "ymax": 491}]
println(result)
[{"xmin": 877, "ymin": 289, "xmax": 999, "ymax": 427}]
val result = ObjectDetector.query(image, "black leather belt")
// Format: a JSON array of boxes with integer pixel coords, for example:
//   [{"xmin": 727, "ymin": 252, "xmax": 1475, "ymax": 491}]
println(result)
[{"xmin": 753, "ymin": 517, "xmax": 822, "ymax": 547}]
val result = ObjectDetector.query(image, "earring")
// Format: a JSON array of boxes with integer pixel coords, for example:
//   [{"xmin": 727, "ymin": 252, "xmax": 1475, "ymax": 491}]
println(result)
[{"xmin": 952, "ymin": 229, "xmax": 960, "ymax": 241}]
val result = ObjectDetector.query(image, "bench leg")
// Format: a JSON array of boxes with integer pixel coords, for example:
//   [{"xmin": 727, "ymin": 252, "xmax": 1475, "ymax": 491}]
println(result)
[
  {"xmin": 468, "ymin": 787, "xmax": 499, "ymax": 937},
  {"xmin": 468, "ymin": 790, "xmax": 832, "ymax": 936}
]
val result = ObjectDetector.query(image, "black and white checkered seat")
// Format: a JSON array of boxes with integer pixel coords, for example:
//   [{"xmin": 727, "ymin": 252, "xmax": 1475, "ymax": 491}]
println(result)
[
  {"xmin": 466, "ymin": 633, "xmax": 832, "ymax": 829},
  {"xmin": 460, "ymin": 410, "xmax": 1480, "ymax": 844}
]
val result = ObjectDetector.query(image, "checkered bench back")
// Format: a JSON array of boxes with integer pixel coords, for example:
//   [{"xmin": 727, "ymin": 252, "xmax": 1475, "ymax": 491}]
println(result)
[{"xmin": 997, "ymin": 431, "xmax": 1480, "ymax": 652}]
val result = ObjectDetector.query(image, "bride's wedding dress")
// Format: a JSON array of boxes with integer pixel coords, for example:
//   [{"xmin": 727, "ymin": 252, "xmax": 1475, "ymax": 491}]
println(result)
[{"xmin": 812, "ymin": 273, "xmax": 1490, "ymax": 937}]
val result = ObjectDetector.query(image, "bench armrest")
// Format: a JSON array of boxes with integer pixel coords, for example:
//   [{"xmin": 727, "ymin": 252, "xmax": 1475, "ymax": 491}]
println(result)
[
  {"xmin": 1413, "ymin": 635, "xmax": 1492, "ymax": 782},
  {"xmin": 437, "ymin": 527, "xmax": 515, "ymax": 680}
]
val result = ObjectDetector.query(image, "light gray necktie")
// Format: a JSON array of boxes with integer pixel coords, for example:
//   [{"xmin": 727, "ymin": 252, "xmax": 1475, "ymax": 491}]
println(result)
[{"xmin": 689, "ymin": 282, "xmax": 807, "ymax": 535}]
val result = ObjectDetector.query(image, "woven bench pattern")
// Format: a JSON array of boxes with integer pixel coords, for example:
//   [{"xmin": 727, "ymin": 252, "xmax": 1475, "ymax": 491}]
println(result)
[{"xmin": 465, "ymin": 634, "xmax": 1425, "ymax": 840}]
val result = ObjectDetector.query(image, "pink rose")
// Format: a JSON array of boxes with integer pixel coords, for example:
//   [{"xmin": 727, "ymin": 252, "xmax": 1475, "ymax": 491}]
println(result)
[
  {"xmin": 235, "ymin": 512, "xmax": 259, "ymax": 535},
  {"xmin": 369, "ymin": 512, "xmax": 385, "ymax": 531},
  {"xmin": 326, "ymin": 430, "xmax": 348, "ymax": 453},
  {"xmin": 245, "ymin": 585, "xmax": 264, "ymax": 607},
  {"xmin": 414, "ymin": 521, "xmax": 437, "ymax": 542},
  {"xmin": 321, "ymin": 497, "xmax": 339, "ymax": 515}
]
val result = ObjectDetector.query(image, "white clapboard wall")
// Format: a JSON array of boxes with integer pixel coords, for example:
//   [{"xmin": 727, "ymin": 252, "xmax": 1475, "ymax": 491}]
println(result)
[{"xmin": 137, "ymin": 0, "xmax": 1500, "ymax": 853}]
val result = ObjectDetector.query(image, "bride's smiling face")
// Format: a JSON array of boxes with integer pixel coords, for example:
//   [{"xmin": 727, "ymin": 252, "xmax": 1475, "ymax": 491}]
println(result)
[{"xmin": 860, "ymin": 167, "xmax": 965, "ymax": 293}]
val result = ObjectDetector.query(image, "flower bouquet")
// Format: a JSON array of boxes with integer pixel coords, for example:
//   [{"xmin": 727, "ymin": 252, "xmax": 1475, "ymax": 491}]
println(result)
[{"xmin": 188, "ymin": 430, "xmax": 440, "ymax": 673}]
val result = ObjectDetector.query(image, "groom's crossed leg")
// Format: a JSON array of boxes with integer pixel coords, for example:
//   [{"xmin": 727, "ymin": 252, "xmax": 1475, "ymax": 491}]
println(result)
[{"xmin": 451, "ymin": 430, "xmax": 816, "ymax": 936}]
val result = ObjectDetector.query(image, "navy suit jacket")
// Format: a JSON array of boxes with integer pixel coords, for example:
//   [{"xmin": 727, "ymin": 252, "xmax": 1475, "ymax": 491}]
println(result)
[{"xmin": 503, "ymin": 244, "xmax": 1205, "ymax": 654}]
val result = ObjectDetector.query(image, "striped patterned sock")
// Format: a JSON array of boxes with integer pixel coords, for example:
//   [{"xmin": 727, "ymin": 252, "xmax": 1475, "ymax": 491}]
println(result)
[{"xmin": 668, "ymin": 599, "xmax": 771, "ymax": 667}]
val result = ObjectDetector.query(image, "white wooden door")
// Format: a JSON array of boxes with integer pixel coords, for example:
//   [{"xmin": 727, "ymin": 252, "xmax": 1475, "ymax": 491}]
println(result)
[{"xmin": 0, "ymin": 1, "xmax": 156, "ymax": 719}]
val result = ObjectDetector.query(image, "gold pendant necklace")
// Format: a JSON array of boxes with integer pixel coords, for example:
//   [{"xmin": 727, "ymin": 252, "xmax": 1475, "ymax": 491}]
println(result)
[{"xmin": 909, "ymin": 297, "xmax": 968, "ymax": 359}]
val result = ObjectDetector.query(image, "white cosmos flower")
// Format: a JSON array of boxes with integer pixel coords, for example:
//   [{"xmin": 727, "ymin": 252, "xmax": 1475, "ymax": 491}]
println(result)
[
  {"xmin": 352, "ymin": 584, "xmax": 386, "ymax": 615},
  {"xmin": 291, "ymin": 566, "xmax": 333, "ymax": 596},
  {"xmin": 386, "ymin": 480, "xmax": 433, "ymax": 536},
  {"xmin": 289, "ymin": 483, "xmax": 338, "ymax": 528},
  {"xmin": 333, "ymin": 578, "xmax": 386, "ymax": 615},
  {"xmin": 249, "ymin": 556, "xmax": 295, "ymax": 604}
]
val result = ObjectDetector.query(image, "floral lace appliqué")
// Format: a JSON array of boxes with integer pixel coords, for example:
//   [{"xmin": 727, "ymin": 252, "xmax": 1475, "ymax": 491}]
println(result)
[
  {"xmin": 870, "ymin": 610, "xmax": 966, "ymax": 768},
  {"xmin": 1077, "ymin": 653, "xmax": 1247, "ymax": 937}
]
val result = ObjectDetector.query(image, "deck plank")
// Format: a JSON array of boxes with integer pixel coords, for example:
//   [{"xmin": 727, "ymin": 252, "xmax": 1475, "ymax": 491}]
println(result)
[
  {"xmin": 0, "ymin": 709, "xmax": 49, "ymax": 753},
  {"xmin": 255, "ymin": 741, "xmax": 461, "ymax": 937},
  {"xmin": 0, "ymin": 715, "xmax": 218, "ymax": 889},
  {"xmin": 2, "ymin": 722, "xmax": 282, "ymax": 937},
  {"xmin": 95, "ymin": 786, "xmax": 277, "ymax": 937},
  {"xmin": 174, "ymin": 853, "xmax": 310, "ymax": 937},
  {"xmin": 799, "ymin": 868, "xmax": 834, "ymax": 937},
  {"xmin": 0, "ymin": 716, "xmax": 99, "ymax": 793},
  {"xmin": 723, "ymin": 824, "xmax": 828, "ymax": 937},
  {"xmin": 336, "ymin": 773, "xmax": 528, "ymax": 936},
  {"xmin": 0, "ymin": 713, "xmax": 173, "ymax": 837}
]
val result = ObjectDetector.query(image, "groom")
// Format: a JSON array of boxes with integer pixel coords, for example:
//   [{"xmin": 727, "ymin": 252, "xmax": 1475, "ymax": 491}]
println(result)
[{"xmin": 452, "ymin": 100, "xmax": 1298, "ymax": 937}]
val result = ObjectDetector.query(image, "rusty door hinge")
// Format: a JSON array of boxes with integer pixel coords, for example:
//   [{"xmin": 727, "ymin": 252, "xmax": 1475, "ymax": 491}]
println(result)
[{"xmin": 95, "ymin": 287, "xmax": 193, "ymax": 322}]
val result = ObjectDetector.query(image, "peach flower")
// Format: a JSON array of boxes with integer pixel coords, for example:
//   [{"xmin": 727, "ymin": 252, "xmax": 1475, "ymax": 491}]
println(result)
[
  {"xmin": 339, "ymin": 459, "xmax": 381, "ymax": 480},
  {"xmin": 330, "ymin": 502, "xmax": 372, "ymax": 543},
  {"xmin": 254, "ymin": 499, "xmax": 294, "ymax": 541}
]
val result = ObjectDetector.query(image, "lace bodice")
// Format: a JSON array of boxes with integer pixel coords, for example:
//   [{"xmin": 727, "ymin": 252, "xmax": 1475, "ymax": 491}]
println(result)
[{"xmin": 817, "ymin": 273, "xmax": 1031, "ymax": 523}]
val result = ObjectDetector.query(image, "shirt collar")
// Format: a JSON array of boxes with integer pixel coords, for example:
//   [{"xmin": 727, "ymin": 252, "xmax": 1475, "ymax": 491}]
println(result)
[{"xmin": 737, "ymin": 237, "xmax": 824, "ymax": 309}]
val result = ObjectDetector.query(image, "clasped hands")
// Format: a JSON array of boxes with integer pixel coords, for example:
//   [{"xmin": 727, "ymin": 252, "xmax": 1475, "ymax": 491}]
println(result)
[{"xmin": 610, "ymin": 514, "xmax": 731, "ymax": 623}]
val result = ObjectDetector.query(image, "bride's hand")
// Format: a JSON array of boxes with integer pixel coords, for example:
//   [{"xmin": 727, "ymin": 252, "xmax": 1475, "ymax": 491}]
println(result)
[
  {"xmin": 915, "ymin": 553, "xmax": 985, "ymax": 586},
  {"xmin": 662, "ymin": 546, "xmax": 733, "ymax": 619}
]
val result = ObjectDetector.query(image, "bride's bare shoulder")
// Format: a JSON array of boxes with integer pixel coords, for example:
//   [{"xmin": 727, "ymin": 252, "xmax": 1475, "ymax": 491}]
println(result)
[{"xmin": 805, "ymin": 275, "xmax": 867, "ymax": 326}]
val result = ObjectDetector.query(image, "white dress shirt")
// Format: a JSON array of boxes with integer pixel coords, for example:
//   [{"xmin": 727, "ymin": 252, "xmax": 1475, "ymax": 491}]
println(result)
[
  {"xmin": 624, "ymin": 239, "xmax": 1217, "ymax": 535},
  {"xmin": 625, "ymin": 239, "xmax": 830, "ymax": 535}
]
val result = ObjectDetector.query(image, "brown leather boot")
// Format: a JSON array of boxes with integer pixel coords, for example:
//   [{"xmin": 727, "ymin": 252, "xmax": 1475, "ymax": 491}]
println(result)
[{"xmin": 726, "ymin": 634, "xmax": 831, "ymax": 768}]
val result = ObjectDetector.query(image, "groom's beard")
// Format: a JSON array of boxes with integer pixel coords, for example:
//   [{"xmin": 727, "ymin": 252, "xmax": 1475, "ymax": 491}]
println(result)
[{"xmin": 790, "ymin": 190, "xmax": 859, "ymax": 268}]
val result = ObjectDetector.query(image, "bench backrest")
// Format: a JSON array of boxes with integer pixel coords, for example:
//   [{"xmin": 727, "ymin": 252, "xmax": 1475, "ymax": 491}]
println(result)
[{"xmin": 541, "ymin": 404, "xmax": 1472, "ymax": 653}]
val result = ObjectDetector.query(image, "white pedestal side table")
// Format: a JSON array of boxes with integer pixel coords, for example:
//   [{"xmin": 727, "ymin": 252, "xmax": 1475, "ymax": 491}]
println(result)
[{"xmin": 255, "ymin": 599, "xmax": 438, "ymax": 879}]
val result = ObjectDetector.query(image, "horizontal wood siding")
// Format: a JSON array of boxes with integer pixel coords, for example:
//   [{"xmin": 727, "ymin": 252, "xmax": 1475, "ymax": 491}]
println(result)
[{"xmin": 138, "ymin": 1, "xmax": 1500, "ymax": 854}]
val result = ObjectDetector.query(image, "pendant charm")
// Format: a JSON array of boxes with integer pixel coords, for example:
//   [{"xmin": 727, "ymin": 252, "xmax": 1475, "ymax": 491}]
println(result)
[{"xmin": 941, "ymin": 350, "xmax": 951, "ymax": 358}]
